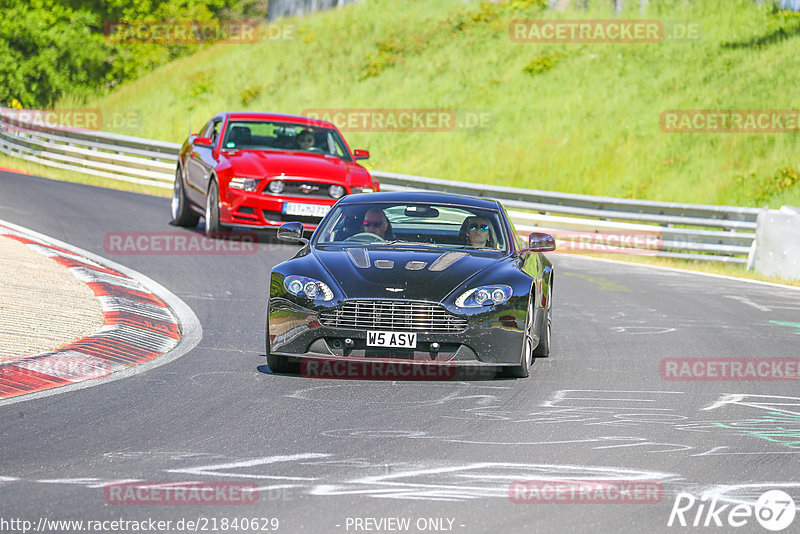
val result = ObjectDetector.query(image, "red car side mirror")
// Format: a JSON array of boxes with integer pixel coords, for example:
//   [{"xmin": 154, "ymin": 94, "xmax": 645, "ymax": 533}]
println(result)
[
  {"xmin": 353, "ymin": 149, "xmax": 370, "ymax": 160},
  {"xmin": 194, "ymin": 136, "xmax": 214, "ymax": 147}
]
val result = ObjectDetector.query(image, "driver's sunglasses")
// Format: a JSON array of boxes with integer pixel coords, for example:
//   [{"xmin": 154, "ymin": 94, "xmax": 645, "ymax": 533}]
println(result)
[
  {"xmin": 363, "ymin": 220, "xmax": 385, "ymax": 228},
  {"xmin": 469, "ymin": 224, "xmax": 489, "ymax": 231},
  {"xmin": 299, "ymin": 137, "xmax": 313, "ymax": 143}
]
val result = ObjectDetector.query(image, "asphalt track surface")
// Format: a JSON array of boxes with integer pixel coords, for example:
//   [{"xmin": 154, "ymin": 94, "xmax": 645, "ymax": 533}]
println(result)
[{"xmin": 1, "ymin": 170, "xmax": 799, "ymax": 534}]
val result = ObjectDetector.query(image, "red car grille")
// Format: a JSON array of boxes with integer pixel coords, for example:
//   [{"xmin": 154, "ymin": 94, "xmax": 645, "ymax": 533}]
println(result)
[
  {"xmin": 319, "ymin": 300, "xmax": 468, "ymax": 333},
  {"xmin": 264, "ymin": 181, "xmax": 335, "ymax": 199}
]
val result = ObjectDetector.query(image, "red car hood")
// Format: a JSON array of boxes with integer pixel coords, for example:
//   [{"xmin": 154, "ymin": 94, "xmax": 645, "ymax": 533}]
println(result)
[{"xmin": 221, "ymin": 150, "xmax": 369, "ymax": 185}]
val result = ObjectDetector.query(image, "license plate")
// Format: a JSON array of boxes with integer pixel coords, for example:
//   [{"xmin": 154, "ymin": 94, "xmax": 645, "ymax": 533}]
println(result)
[
  {"xmin": 282, "ymin": 202, "xmax": 330, "ymax": 217},
  {"xmin": 366, "ymin": 331, "xmax": 418, "ymax": 349}
]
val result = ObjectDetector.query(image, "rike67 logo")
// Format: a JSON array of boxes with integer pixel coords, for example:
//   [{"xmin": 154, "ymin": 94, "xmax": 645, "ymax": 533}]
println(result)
[{"xmin": 668, "ymin": 490, "xmax": 796, "ymax": 531}]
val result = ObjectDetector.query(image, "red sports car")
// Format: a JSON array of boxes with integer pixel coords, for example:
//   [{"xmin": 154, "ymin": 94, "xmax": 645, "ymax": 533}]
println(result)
[{"xmin": 171, "ymin": 112, "xmax": 379, "ymax": 234}]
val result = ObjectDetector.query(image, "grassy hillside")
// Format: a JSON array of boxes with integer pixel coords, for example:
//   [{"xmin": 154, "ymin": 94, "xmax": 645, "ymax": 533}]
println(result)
[{"xmin": 72, "ymin": 0, "xmax": 800, "ymax": 207}]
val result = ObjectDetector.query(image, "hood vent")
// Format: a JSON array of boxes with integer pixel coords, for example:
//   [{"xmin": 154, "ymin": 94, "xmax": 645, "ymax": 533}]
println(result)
[
  {"xmin": 346, "ymin": 248, "xmax": 370, "ymax": 269},
  {"xmin": 374, "ymin": 259, "xmax": 394, "ymax": 269},
  {"xmin": 405, "ymin": 261, "xmax": 427, "ymax": 271},
  {"xmin": 429, "ymin": 252, "xmax": 467, "ymax": 272}
]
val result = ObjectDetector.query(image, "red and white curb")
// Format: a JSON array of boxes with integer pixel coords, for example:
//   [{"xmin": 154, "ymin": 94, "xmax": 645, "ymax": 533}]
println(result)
[{"xmin": 0, "ymin": 220, "xmax": 201, "ymax": 402}]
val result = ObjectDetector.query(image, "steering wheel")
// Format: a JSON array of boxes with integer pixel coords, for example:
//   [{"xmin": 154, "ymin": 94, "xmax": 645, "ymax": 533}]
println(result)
[{"xmin": 346, "ymin": 232, "xmax": 385, "ymax": 243}]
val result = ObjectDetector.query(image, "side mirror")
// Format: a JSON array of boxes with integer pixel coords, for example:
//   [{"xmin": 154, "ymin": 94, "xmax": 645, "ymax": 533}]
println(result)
[
  {"xmin": 353, "ymin": 149, "xmax": 370, "ymax": 160},
  {"xmin": 194, "ymin": 136, "xmax": 214, "ymax": 147},
  {"xmin": 277, "ymin": 221, "xmax": 308, "ymax": 244},
  {"xmin": 525, "ymin": 232, "xmax": 556, "ymax": 252}
]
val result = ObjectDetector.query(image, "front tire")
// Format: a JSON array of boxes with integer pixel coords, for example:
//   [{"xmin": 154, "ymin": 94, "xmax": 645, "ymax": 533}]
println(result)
[
  {"xmin": 508, "ymin": 295, "xmax": 534, "ymax": 378},
  {"xmin": 534, "ymin": 278, "xmax": 552, "ymax": 358},
  {"xmin": 204, "ymin": 180, "xmax": 229, "ymax": 237},
  {"xmin": 266, "ymin": 319, "xmax": 290, "ymax": 373},
  {"xmin": 266, "ymin": 353, "xmax": 289, "ymax": 374},
  {"xmin": 171, "ymin": 168, "xmax": 200, "ymax": 228}
]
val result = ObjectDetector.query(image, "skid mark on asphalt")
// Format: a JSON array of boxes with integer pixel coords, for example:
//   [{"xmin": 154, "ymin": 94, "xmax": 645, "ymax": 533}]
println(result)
[
  {"xmin": 286, "ymin": 382, "xmax": 510, "ymax": 409},
  {"xmin": 561, "ymin": 272, "xmax": 638, "ymax": 292},
  {"xmin": 429, "ymin": 390, "xmax": 800, "ymax": 456},
  {"xmin": 559, "ymin": 301, "xmax": 741, "ymax": 336}
]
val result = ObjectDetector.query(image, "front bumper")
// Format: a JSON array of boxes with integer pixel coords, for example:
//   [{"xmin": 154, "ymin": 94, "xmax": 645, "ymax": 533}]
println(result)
[
  {"xmin": 221, "ymin": 190, "xmax": 336, "ymax": 230},
  {"xmin": 267, "ymin": 296, "xmax": 528, "ymax": 366}
]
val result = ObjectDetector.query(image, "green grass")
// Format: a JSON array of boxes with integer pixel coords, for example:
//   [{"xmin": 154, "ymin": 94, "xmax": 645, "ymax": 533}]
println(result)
[
  {"xmin": 7, "ymin": 0, "xmax": 796, "ymax": 286},
  {"xmin": 60, "ymin": 0, "xmax": 800, "ymax": 208}
]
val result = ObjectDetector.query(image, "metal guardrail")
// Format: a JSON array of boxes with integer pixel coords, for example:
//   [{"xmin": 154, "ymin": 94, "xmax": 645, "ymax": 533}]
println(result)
[{"xmin": 0, "ymin": 111, "xmax": 756, "ymax": 263}]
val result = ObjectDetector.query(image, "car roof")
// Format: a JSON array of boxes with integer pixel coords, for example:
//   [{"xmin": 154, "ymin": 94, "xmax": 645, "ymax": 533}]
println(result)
[
  {"xmin": 219, "ymin": 111, "xmax": 337, "ymax": 129},
  {"xmin": 337, "ymin": 191, "xmax": 502, "ymax": 210}
]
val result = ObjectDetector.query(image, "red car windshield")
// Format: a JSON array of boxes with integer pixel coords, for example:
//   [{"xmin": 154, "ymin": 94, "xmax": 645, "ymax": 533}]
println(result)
[{"xmin": 222, "ymin": 120, "xmax": 352, "ymax": 161}]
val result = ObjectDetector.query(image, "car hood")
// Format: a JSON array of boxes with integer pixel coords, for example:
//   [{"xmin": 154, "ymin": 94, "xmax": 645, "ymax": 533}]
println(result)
[
  {"xmin": 222, "ymin": 150, "xmax": 367, "ymax": 185},
  {"xmin": 314, "ymin": 247, "xmax": 503, "ymax": 301}
]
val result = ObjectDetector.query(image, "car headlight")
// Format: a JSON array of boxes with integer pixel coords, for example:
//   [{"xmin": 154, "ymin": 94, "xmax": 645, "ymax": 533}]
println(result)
[
  {"xmin": 284, "ymin": 275, "xmax": 334, "ymax": 301},
  {"xmin": 455, "ymin": 285, "xmax": 512, "ymax": 308},
  {"xmin": 267, "ymin": 180, "xmax": 285, "ymax": 194},
  {"xmin": 350, "ymin": 187, "xmax": 374, "ymax": 194},
  {"xmin": 328, "ymin": 185, "xmax": 345, "ymax": 199},
  {"xmin": 230, "ymin": 177, "xmax": 259, "ymax": 192}
]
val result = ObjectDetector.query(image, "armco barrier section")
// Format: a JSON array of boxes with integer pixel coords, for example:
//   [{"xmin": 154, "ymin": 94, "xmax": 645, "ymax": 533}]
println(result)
[{"xmin": 0, "ymin": 110, "xmax": 758, "ymax": 263}]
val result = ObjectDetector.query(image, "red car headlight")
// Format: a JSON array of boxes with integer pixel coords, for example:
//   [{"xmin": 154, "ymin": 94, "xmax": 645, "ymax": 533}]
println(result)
[{"xmin": 230, "ymin": 177, "xmax": 259, "ymax": 192}]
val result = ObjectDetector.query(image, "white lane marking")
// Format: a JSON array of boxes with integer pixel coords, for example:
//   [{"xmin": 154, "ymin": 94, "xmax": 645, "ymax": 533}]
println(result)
[
  {"xmin": 611, "ymin": 326, "xmax": 677, "ymax": 334},
  {"xmin": 310, "ymin": 462, "xmax": 680, "ymax": 501},
  {"xmin": 700, "ymin": 482, "xmax": 800, "ymax": 511},
  {"xmin": 87, "ymin": 479, "xmax": 143, "ymax": 488},
  {"xmin": 166, "ymin": 453, "xmax": 330, "ymax": 480},
  {"xmin": 0, "ymin": 218, "xmax": 203, "ymax": 407},
  {"xmin": 36, "ymin": 478, "xmax": 101, "ymax": 484},
  {"xmin": 541, "ymin": 389, "xmax": 684, "ymax": 408},
  {"xmin": 703, "ymin": 393, "xmax": 800, "ymax": 416},
  {"xmin": 724, "ymin": 295, "xmax": 772, "ymax": 312}
]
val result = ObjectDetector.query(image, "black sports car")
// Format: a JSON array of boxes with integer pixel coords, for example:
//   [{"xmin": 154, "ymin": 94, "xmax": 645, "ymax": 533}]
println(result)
[{"xmin": 266, "ymin": 191, "xmax": 555, "ymax": 378}]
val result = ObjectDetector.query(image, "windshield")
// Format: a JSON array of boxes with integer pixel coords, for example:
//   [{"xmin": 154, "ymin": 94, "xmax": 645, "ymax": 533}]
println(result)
[
  {"xmin": 222, "ymin": 120, "xmax": 352, "ymax": 160},
  {"xmin": 314, "ymin": 202, "xmax": 508, "ymax": 252}
]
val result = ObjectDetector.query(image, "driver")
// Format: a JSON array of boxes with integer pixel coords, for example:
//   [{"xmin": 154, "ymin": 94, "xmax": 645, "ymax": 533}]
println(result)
[
  {"xmin": 296, "ymin": 129, "xmax": 315, "ymax": 150},
  {"xmin": 462, "ymin": 216, "xmax": 492, "ymax": 248},
  {"xmin": 362, "ymin": 208, "xmax": 389, "ymax": 239}
]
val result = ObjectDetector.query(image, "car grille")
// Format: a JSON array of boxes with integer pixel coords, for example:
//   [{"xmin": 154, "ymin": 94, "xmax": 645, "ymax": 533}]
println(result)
[
  {"xmin": 319, "ymin": 300, "xmax": 468, "ymax": 333},
  {"xmin": 264, "ymin": 181, "xmax": 335, "ymax": 199}
]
